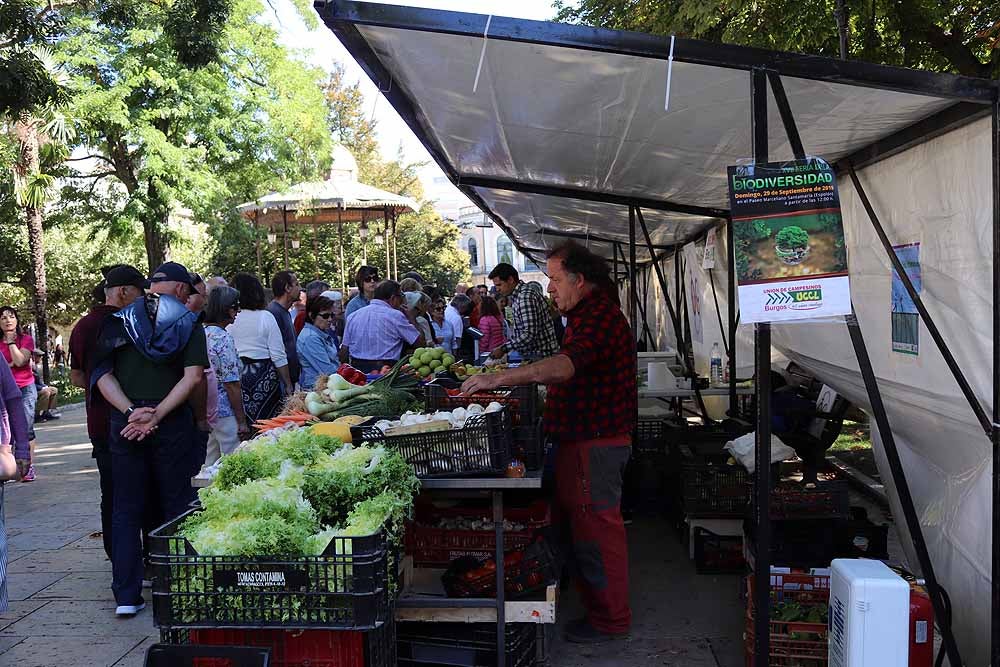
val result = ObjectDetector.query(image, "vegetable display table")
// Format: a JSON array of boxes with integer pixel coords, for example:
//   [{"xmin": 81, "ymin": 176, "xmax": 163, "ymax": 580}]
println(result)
[{"xmin": 397, "ymin": 472, "xmax": 549, "ymax": 667}]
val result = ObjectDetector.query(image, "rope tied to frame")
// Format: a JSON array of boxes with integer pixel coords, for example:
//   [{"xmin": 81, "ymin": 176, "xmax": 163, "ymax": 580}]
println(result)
[{"xmin": 472, "ymin": 14, "xmax": 493, "ymax": 93}]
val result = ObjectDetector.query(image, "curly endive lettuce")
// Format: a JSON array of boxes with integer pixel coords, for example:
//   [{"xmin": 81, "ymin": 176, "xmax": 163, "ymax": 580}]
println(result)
[{"xmin": 213, "ymin": 428, "xmax": 346, "ymax": 490}]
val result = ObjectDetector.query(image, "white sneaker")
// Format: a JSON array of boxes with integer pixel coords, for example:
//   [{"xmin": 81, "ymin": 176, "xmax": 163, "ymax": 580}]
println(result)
[{"xmin": 115, "ymin": 601, "xmax": 146, "ymax": 617}]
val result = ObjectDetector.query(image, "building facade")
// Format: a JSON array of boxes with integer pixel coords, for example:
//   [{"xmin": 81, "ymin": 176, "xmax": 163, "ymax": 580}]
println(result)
[{"xmin": 455, "ymin": 206, "xmax": 549, "ymax": 290}]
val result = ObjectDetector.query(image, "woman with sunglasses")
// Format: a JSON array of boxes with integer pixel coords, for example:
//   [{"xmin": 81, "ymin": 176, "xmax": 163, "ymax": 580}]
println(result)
[
  {"xmin": 297, "ymin": 295, "xmax": 340, "ymax": 390},
  {"xmin": 429, "ymin": 298, "xmax": 455, "ymax": 354},
  {"xmin": 202, "ymin": 286, "xmax": 250, "ymax": 464},
  {"xmin": 344, "ymin": 266, "xmax": 380, "ymax": 319}
]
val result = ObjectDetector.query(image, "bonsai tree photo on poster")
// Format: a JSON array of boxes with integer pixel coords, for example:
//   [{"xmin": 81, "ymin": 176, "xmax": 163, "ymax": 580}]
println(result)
[{"xmin": 728, "ymin": 157, "xmax": 852, "ymax": 323}]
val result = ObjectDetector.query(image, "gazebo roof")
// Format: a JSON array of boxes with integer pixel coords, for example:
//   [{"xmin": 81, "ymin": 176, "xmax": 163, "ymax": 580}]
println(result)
[{"xmin": 236, "ymin": 145, "xmax": 418, "ymax": 226}]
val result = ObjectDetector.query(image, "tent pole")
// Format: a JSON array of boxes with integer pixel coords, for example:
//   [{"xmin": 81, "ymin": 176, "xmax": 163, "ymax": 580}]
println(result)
[
  {"xmin": 635, "ymin": 207, "xmax": 684, "ymax": 360},
  {"xmin": 991, "ymin": 96, "xmax": 1000, "ymax": 667},
  {"xmin": 727, "ymin": 218, "xmax": 737, "ymax": 409},
  {"xmin": 628, "ymin": 207, "xmax": 638, "ymax": 337},
  {"xmin": 846, "ymin": 164, "xmax": 992, "ymax": 435},
  {"xmin": 616, "ymin": 243, "xmax": 655, "ymax": 347},
  {"xmin": 750, "ymin": 67, "xmax": 771, "ymax": 667},
  {"xmin": 847, "ymin": 313, "xmax": 965, "ymax": 666}
]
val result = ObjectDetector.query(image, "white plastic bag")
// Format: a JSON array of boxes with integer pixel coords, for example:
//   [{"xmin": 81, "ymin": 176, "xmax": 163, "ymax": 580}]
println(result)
[{"xmin": 724, "ymin": 432, "xmax": 795, "ymax": 473}]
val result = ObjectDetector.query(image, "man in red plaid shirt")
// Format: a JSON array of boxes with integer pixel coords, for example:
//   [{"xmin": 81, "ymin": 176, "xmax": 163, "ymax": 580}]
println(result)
[{"xmin": 462, "ymin": 240, "xmax": 636, "ymax": 644}]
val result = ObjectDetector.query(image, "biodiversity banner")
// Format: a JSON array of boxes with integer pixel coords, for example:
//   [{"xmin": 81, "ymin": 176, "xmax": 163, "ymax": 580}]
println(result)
[
  {"xmin": 891, "ymin": 242, "xmax": 921, "ymax": 355},
  {"xmin": 727, "ymin": 157, "xmax": 851, "ymax": 323}
]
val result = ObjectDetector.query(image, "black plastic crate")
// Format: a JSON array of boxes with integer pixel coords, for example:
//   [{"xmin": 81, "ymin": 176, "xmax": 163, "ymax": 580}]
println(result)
[
  {"xmin": 397, "ymin": 622, "xmax": 537, "ymax": 667},
  {"xmin": 681, "ymin": 453, "xmax": 750, "ymax": 517},
  {"xmin": 765, "ymin": 480, "xmax": 850, "ymax": 520},
  {"xmin": 692, "ymin": 527, "xmax": 745, "ymax": 575},
  {"xmin": 150, "ymin": 508, "xmax": 393, "ymax": 630},
  {"xmin": 671, "ymin": 422, "xmax": 750, "ymax": 460},
  {"xmin": 441, "ymin": 540, "xmax": 557, "ymax": 600},
  {"xmin": 425, "ymin": 382, "xmax": 543, "ymax": 470},
  {"xmin": 353, "ymin": 409, "xmax": 512, "ymax": 478},
  {"xmin": 634, "ymin": 418, "xmax": 672, "ymax": 455},
  {"xmin": 745, "ymin": 518, "xmax": 838, "ymax": 570},
  {"xmin": 834, "ymin": 514, "xmax": 889, "ymax": 559}
]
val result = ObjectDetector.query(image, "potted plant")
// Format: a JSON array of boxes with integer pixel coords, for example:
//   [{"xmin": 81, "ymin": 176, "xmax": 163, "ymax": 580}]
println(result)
[{"xmin": 774, "ymin": 225, "xmax": 810, "ymax": 264}]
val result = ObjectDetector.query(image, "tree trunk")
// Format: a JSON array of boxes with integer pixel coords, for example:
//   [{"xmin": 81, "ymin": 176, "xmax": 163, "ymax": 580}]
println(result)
[
  {"xmin": 15, "ymin": 119, "xmax": 50, "ymax": 383},
  {"xmin": 143, "ymin": 180, "xmax": 171, "ymax": 271}
]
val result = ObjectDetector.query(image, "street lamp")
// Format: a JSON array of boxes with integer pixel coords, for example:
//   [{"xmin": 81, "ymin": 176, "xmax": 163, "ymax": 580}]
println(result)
[
  {"xmin": 267, "ymin": 232, "xmax": 276, "ymax": 244},
  {"xmin": 359, "ymin": 222, "xmax": 369, "ymax": 241}
]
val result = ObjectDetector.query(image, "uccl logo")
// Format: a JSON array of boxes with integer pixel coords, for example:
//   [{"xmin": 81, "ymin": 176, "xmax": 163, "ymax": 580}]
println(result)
[{"xmin": 766, "ymin": 288, "xmax": 823, "ymax": 310}]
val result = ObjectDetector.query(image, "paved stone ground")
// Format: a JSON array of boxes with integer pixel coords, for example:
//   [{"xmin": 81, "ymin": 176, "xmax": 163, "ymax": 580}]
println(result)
[{"xmin": 0, "ymin": 406, "xmax": 158, "ymax": 667}]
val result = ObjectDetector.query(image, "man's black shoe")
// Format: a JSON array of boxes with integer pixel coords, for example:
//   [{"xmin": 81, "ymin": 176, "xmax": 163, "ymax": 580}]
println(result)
[
  {"xmin": 44, "ymin": 411, "xmax": 61, "ymax": 420},
  {"xmin": 563, "ymin": 619, "xmax": 628, "ymax": 644}
]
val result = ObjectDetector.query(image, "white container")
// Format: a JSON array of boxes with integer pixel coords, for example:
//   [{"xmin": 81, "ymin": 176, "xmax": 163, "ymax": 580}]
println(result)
[{"xmin": 829, "ymin": 559, "xmax": 909, "ymax": 667}]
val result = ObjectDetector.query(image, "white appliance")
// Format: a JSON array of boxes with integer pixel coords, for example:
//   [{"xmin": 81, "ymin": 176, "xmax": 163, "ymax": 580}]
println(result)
[{"xmin": 829, "ymin": 559, "xmax": 910, "ymax": 666}]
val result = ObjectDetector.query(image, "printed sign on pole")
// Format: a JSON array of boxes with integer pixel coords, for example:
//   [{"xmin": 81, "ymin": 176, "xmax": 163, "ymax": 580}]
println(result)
[
  {"xmin": 702, "ymin": 227, "xmax": 717, "ymax": 269},
  {"xmin": 891, "ymin": 242, "xmax": 921, "ymax": 355},
  {"xmin": 727, "ymin": 157, "xmax": 850, "ymax": 323}
]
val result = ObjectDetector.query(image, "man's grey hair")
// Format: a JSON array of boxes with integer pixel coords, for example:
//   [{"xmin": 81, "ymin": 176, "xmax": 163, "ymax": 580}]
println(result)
[{"xmin": 450, "ymin": 293, "xmax": 473, "ymax": 315}]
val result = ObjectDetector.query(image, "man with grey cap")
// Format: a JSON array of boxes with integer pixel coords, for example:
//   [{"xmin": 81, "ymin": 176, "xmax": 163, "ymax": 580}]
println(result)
[{"xmin": 92, "ymin": 261, "xmax": 209, "ymax": 618}]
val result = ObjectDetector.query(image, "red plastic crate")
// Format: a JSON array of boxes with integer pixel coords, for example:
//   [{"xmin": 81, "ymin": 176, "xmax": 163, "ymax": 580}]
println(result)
[
  {"xmin": 405, "ymin": 500, "xmax": 550, "ymax": 567},
  {"xmin": 744, "ymin": 572, "xmax": 830, "ymax": 666},
  {"xmin": 189, "ymin": 629, "xmax": 365, "ymax": 667}
]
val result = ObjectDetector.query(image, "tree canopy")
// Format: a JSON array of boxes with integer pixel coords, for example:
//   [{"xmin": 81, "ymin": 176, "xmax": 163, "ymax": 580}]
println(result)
[{"xmin": 554, "ymin": 0, "xmax": 1000, "ymax": 78}]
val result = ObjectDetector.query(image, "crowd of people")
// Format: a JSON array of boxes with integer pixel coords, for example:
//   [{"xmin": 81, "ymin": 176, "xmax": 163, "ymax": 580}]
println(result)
[
  {"xmin": 0, "ymin": 240, "xmax": 639, "ymax": 645},
  {"xmin": 0, "ymin": 254, "xmax": 567, "ymax": 616}
]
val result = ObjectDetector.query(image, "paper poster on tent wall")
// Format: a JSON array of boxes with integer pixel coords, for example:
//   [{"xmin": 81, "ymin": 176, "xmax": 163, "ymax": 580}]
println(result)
[
  {"xmin": 687, "ymin": 254, "xmax": 704, "ymax": 343},
  {"xmin": 891, "ymin": 243, "xmax": 921, "ymax": 355},
  {"xmin": 727, "ymin": 157, "xmax": 851, "ymax": 323},
  {"xmin": 702, "ymin": 228, "xmax": 717, "ymax": 269}
]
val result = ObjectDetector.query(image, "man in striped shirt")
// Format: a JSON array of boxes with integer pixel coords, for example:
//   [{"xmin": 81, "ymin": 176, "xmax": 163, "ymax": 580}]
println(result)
[{"xmin": 488, "ymin": 263, "xmax": 559, "ymax": 361}]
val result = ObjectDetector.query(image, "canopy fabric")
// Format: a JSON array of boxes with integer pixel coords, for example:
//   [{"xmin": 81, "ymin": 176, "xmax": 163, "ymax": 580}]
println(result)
[{"xmin": 319, "ymin": 1, "xmax": 992, "ymax": 260}]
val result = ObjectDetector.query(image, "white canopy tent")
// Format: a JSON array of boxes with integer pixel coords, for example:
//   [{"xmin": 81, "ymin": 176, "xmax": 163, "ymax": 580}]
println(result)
[{"xmin": 318, "ymin": 2, "xmax": 1000, "ymax": 664}]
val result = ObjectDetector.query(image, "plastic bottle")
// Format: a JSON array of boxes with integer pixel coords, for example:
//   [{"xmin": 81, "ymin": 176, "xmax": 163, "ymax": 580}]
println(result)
[{"xmin": 710, "ymin": 343, "xmax": 723, "ymax": 386}]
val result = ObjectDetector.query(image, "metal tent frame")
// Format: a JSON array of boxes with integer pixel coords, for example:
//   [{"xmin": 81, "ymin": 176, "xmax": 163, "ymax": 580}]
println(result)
[{"xmin": 316, "ymin": 2, "xmax": 1000, "ymax": 665}]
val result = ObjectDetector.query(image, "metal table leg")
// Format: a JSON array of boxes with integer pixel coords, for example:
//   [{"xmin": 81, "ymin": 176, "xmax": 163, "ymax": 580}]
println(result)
[{"xmin": 493, "ymin": 490, "xmax": 505, "ymax": 667}]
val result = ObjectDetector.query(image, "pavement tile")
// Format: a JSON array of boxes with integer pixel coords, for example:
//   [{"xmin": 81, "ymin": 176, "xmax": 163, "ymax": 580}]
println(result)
[
  {"xmin": 5, "ymin": 572, "xmax": 68, "ymax": 602},
  {"xmin": 33, "ymin": 572, "xmax": 114, "ymax": 602},
  {"xmin": 0, "ymin": 635, "xmax": 151, "ymax": 667},
  {"xmin": 6, "ymin": 548, "xmax": 110, "ymax": 574},
  {"xmin": 4, "ymin": 600, "xmax": 155, "ymax": 637},
  {"xmin": 8, "ymin": 531, "xmax": 93, "ymax": 552},
  {"xmin": 0, "ymin": 599, "xmax": 50, "ymax": 632},
  {"xmin": 111, "ymin": 637, "xmax": 157, "ymax": 667},
  {"xmin": 0, "ymin": 634, "xmax": 27, "ymax": 654}
]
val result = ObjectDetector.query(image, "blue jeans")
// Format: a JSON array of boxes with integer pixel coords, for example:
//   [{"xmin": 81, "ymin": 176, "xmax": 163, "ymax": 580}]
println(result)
[
  {"xmin": 0, "ymin": 484, "xmax": 7, "ymax": 612},
  {"xmin": 109, "ymin": 405, "xmax": 202, "ymax": 606}
]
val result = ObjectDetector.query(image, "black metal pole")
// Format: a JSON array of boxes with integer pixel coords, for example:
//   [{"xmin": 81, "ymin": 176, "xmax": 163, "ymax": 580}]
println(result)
[
  {"xmin": 750, "ymin": 67, "xmax": 771, "ymax": 667},
  {"xmin": 635, "ymin": 207, "xmax": 685, "ymax": 363},
  {"xmin": 847, "ymin": 164, "xmax": 993, "ymax": 436},
  {"xmin": 846, "ymin": 313, "xmax": 964, "ymax": 666},
  {"xmin": 767, "ymin": 72, "xmax": 805, "ymax": 160},
  {"xmin": 727, "ymin": 218, "xmax": 738, "ymax": 409},
  {"xmin": 493, "ymin": 490, "xmax": 505, "ymax": 667},
  {"xmin": 616, "ymin": 243, "xmax": 656, "ymax": 346},
  {"xmin": 992, "ymin": 97, "xmax": 1000, "ymax": 667},
  {"xmin": 629, "ymin": 207, "xmax": 638, "ymax": 338}
]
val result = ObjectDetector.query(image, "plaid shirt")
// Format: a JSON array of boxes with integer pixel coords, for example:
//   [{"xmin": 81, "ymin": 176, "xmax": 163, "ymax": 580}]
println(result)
[
  {"xmin": 498, "ymin": 282, "xmax": 559, "ymax": 360},
  {"xmin": 544, "ymin": 291, "xmax": 636, "ymax": 441}
]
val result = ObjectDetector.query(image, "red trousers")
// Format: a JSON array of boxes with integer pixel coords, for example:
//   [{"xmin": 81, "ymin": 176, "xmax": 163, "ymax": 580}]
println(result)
[{"xmin": 553, "ymin": 436, "xmax": 632, "ymax": 633}]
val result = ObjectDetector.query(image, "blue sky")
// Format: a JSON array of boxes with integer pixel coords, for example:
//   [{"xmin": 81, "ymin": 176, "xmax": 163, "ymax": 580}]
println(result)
[{"xmin": 266, "ymin": 0, "xmax": 562, "ymax": 218}]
